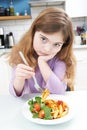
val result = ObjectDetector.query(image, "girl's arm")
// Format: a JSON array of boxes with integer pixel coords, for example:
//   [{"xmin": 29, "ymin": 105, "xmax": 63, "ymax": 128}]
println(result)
[
  {"xmin": 9, "ymin": 64, "xmax": 35, "ymax": 96},
  {"xmin": 38, "ymin": 58, "xmax": 52, "ymax": 83},
  {"xmin": 38, "ymin": 54, "xmax": 56, "ymax": 82},
  {"xmin": 38, "ymin": 56, "xmax": 67, "ymax": 94}
]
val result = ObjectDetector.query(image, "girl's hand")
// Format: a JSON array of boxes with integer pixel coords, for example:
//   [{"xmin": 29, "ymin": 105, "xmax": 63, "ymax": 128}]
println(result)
[
  {"xmin": 13, "ymin": 63, "xmax": 35, "ymax": 95},
  {"xmin": 38, "ymin": 53, "xmax": 56, "ymax": 62},
  {"xmin": 15, "ymin": 63, "xmax": 35, "ymax": 81},
  {"xmin": 38, "ymin": 54, "xmax": 56, "ymax": 83}
]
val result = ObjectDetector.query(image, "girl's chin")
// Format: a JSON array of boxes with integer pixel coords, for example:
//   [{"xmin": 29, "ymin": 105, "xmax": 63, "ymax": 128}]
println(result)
[{"xmin": 36, "ymin": 52, "xmax": 44, "ymax": 56}]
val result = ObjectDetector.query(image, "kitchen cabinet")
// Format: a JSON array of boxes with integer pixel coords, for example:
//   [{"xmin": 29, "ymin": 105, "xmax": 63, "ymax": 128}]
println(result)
[
  {"xmin": 29, "ymin": 0, "xmax": 65, "ymax": 7},
  {"xmin": 66, "ymin": 0, "xmax": 87, "ymax": 17},
  {"xmin": 74, "ymin": 48, "xmax": 87, "ymax": 90},
  {"xmin": 76, "ymin": 62, "xmax": 87, "ymax": 90},
  {"xmin": 75, "ymin": 60, "xmax": 87, "ymax": 90},
  {"xmin": 29, "ymin": 0, "xmax": 66, "ymax": 19}
]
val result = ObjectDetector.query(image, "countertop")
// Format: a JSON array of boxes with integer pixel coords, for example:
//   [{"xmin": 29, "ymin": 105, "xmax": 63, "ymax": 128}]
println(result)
[{"xmin": 0, "ymin": 90, "xmax": 87, "ymax": 130}]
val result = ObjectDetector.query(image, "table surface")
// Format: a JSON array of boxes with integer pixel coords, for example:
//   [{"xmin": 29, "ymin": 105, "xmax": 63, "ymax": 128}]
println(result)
[{"xmin": 0, "ymin": 90, "xmax": 87, "ymax": 130}]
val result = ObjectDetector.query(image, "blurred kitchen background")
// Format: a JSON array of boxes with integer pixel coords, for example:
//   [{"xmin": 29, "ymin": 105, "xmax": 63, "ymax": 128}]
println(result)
[
  {"xmin": 0, "ymin": 0, "xmax": 87, "ymax": 48},
  {"xmin": 0, "ymin": 0, "xmax": 87, "ymax": 94}
]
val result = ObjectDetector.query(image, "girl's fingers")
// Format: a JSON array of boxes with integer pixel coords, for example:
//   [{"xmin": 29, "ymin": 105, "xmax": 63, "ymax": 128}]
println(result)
[
  {"xmin": 38, "ymin": 54, "xmax": 55, "ymax": 62},
  {"xmin": 16, "ymin": 70, "xmax": 35, "ymax": 77},
  {"xmin": 17, "ymin": 63, "xmax": 34, "ymax": 72},
  {"xmin": 15, "ymin": 64, "xmax": 35, "ymax": 79}
]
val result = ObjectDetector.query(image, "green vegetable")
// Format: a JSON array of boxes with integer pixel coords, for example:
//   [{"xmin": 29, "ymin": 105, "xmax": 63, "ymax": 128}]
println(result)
[
  {"xmin": 28, "ymin": 99, "xmax": 33, "ymax": 105},
  {"xmin": 43, "ymin": 106, "xmax": 52, "ymax": 120},
  {"xmin": 33, "ymin": 113, "xmax": 38, "ymax": 118},
  {"xmin": 28, "ymin": 96, "xmax": 53, "ymax": 120},
  {"xmin": 35, "ymin": 96, "xmax": 42, "ymax": 104}
]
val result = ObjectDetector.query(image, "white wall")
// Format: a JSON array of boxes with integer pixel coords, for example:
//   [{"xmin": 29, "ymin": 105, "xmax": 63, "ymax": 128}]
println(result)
[{"xmin": 0, "ymin": 19, "xmax": 32, "ymax": 44}]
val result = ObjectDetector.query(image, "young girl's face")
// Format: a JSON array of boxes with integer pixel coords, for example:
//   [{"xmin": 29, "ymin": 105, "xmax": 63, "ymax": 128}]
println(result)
[{"xmin": 33, "ymin": 31, "xmax": 64, "ymax": 57}]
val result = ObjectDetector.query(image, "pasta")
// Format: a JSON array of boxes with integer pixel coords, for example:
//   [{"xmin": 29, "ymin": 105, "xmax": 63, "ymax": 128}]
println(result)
[
  {"xmin": 42, "ymin": 89, "xmax": 69, "ymax": 119},
  {"xmin": 42, "ymin": 88, "xmax": 50, "ymax": 102}
]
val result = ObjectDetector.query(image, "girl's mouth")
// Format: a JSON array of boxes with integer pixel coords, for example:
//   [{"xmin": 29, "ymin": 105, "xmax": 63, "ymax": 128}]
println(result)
[{"xmin": 38, "ymin": 52, "xmax": 49, "ymax": 56}]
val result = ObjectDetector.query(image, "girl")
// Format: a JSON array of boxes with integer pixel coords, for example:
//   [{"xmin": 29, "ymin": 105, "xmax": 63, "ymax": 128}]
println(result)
[{"xmin": 9, "ymin": 7, "xmax": 76, "ymax": 96}]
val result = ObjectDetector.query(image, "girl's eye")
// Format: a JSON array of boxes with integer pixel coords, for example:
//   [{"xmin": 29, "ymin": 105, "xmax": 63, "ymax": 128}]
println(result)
[
  {"xmin": 40, "ymin": 37, "xmax": 47, "ymax": 43},
  {"xmin": 54, "ymin": 43, "xmax": 61, "ymax": 47}
]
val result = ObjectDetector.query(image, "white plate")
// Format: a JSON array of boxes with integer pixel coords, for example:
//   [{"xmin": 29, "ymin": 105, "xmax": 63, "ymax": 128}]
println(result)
[{"xmin": 22, "ymin": 94, "xmax": 76, "ymax": 125}]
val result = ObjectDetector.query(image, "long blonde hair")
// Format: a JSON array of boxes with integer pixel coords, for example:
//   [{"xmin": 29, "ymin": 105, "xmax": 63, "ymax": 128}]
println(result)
[{"xmin": 9, "ymin": 7, "xmax": 76, "ymax": 90}]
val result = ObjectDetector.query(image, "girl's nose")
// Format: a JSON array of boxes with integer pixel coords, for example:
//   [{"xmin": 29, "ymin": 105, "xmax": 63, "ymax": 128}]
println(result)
[{"xmin": 44, "ymin": 44, "xmax": 51, "ymax": 52}]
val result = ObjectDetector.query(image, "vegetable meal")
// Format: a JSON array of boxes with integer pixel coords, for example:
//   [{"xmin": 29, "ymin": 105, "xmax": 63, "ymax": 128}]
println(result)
[{"xmin": 28, "ymin": 89, "xmax": 69, "ymax": 120}]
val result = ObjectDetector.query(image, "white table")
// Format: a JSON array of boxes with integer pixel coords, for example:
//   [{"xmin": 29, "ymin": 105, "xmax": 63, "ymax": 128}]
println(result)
[{"xmin": 0, "ymin": 90, "xmax": 87, "ymax": 130}]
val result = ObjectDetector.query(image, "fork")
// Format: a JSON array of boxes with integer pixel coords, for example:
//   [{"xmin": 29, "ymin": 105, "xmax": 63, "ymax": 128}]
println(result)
[{"xmin": 19, "ymin": 51, "xmax": 43, "ymax": 93}]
